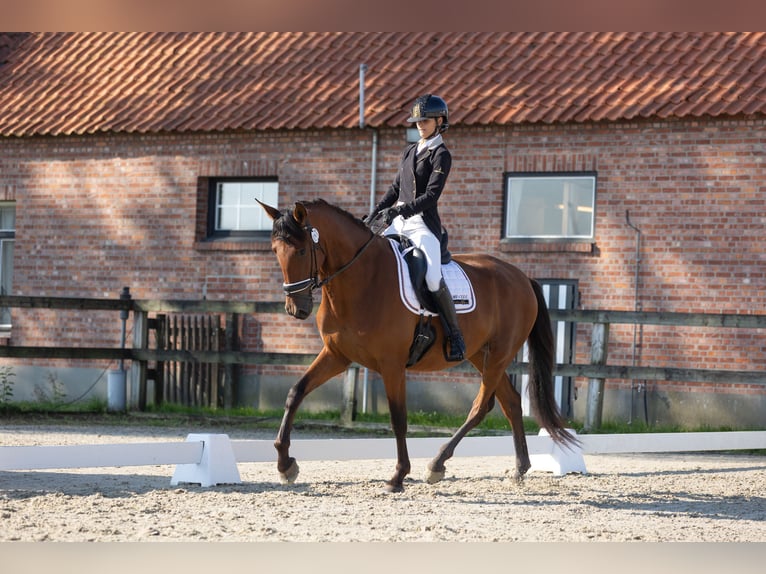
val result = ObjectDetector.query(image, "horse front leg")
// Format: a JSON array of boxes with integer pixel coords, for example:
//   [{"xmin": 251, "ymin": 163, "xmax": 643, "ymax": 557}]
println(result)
[
  {"xmin": 275, "ymin": 347, "xmax": 349, "ymax": 484},
  {"xmin": 383, "ymin": 372, "xmax": 411, "ymax": 493},
  {"xmin": 495, "ymin": 373, "xmax": 531, "ymax": 481}
]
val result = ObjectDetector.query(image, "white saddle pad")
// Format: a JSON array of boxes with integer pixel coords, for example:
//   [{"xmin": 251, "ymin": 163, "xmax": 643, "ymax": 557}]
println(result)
[{"xmin": 388, "ymin": 239, "xmax": 476, "ymax": 316}]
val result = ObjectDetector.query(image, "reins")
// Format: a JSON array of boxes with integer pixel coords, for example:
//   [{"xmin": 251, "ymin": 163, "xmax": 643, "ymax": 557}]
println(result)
[{"xmin": 282, "ymin": 216, "xmax": 379, "ymax": 296}]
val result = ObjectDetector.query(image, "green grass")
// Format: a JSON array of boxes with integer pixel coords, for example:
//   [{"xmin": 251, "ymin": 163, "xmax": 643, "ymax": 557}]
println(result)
[
  {"xmin": 589, "ymin": 419, "xmax": 753, "ymax": 434},
  {"xmin": 0, "ymin": 397, "xmax": 108, "ymax": 415},
  {"xmin": 0, "ymin": 402, "xmax": 538, "ymax": 435},
  {"xmin": 2, "ymin": 402, "xmax": 763, "ymax": 442},
  {"xmin": 138, "ymin": 404, "xmax": 542, "ymax": 435}
]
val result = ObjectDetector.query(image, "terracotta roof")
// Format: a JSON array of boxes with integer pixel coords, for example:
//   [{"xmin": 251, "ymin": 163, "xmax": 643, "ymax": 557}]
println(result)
[
  {"xmin": 1, "ymin": 32, "xmax": 766, "ymax": 137},
  {"xmin": 0, "ymin": 33, "xmax": 29, "ymax": 66}
]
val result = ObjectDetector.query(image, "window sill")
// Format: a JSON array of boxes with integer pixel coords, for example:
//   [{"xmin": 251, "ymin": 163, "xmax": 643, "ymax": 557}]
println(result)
[
  {"xmin": 195, "ymin": 238, "xmax": 272, "ymax": 252},
  {"xmin": 499, "ymin": 240, "xmax": 597, "ymax": 254}
]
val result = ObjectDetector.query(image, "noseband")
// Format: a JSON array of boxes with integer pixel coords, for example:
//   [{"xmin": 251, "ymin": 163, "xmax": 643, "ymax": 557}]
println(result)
[{"xmin": 282, "ymin": 218, "xmax": 377, "ymax": 297}]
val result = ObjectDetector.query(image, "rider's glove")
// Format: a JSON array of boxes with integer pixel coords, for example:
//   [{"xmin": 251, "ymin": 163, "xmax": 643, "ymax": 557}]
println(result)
[
  {"xmin": 362, "ymin": 209, "xmax": 379, "ymax": 225},
  {"xmin": 380, "ymin": 206, "xmax": 402, "ymax": 225}
]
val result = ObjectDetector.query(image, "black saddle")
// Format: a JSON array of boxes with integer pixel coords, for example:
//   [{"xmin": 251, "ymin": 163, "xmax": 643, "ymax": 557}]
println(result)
[{"xmin": 388, "ymin": 229, "xmax": 451, "ymax": 314}]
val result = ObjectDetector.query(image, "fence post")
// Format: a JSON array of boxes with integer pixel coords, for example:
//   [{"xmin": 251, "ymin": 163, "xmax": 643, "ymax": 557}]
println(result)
[
  {"xmin": 223, "ymin": 313, "xmax": 239, "ymax": 410},
  {"xmin": 131, "ymin": 308, "xmax": 149, "ymax": 411},
  {"xmin": 584, "ymin": 322, "xmax": 609, "ymax": 432},
  {"xmin": 340, "ymin": 366, "xmax": 358, "ymax": 426},
  {"xmin": 154, "ymin": 314, "xmax": 167, "ymax": 406}
]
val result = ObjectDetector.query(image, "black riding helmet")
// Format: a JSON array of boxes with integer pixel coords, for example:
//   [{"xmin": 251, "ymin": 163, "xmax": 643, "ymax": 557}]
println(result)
[{"xmin": 407, "ymin": 94, "xmax": 449, "ymax": 133}]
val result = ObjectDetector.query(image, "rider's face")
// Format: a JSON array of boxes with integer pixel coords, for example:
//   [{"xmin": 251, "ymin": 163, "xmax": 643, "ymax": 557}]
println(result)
[{"xmin": 416, "ymin": 118, "xmax": 438, "ymax": 139}]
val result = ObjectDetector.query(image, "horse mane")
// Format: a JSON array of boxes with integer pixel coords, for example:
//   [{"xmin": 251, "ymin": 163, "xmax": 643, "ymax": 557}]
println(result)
[{"xmin": 272, "ymin": 198, "xmax": 368, "ymax": 245}]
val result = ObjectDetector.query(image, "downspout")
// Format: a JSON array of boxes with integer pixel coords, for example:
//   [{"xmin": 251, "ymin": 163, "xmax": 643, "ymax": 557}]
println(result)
[
  {"xmin": 625, "ymin": 209, "xmax": 646, "ymax": 424},
  {"xmin": 359, "ymin": 63, "xmax": 378, "ymax": 413}
]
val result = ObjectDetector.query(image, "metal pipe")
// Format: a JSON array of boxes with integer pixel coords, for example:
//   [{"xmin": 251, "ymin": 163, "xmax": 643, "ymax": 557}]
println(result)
[
  {"xmin": 359, "ymin": 63, "xmax": 367, "ymax": 129},
  {"xmin": 625, "ymin": 210, "xmax": 645, "ymax": 423},
  {"xmin": 369, "ymin": 129, "xmax": 378, "ymax": 212},
  {"xmin": 359, "ymin": 62, "xmax": 378, "ymax": 412},
  {"xmin": 118, "ymin": 286, "xmax": 131, "ymax": 372},
  {"xmin": 362, "ymin": 128, "xmax": 378, "ymax": 413}
]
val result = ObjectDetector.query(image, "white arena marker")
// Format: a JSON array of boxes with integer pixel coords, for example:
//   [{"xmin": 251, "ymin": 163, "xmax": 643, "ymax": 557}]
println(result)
[
  {"xmin": 0, "ymin": 441, "xmax": 203, "ymax": 471},
  {"xmin": 2, "ymin": 431, "xmax": 764, "ymax": 488},
  {"xmin": 529, "ymin": 429, "xmax": 587, "ymax": 476},
  {"xmin": 579, "ymin": 430, "xmax": 766, "ymax": 454},
  {"xmin": 171, "ymin": 434, "xmax": 241, "ymax": 487}
]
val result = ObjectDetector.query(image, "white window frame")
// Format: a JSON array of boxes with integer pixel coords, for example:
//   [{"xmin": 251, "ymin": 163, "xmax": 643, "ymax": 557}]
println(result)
[
  {"xmin": 0, "ymin": 202, "xmax": 15, "ymax": 331},
  {"xmin": 504, "ymin": 172, "xmax": 596, "ymax": 240},
  {"xmin": 208, "ymin": 178, "xmax": 278, "ymax": 238}
]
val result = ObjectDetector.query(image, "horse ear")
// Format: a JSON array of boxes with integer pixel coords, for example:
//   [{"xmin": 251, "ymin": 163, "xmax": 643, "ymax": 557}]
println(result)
[
  {"xmin": 292, "ymin": 202, "xmax": 308, "ymax": 225},
  {"xmin": 256, "ymin": 199, "xmax": 282, "ymax": 221}
]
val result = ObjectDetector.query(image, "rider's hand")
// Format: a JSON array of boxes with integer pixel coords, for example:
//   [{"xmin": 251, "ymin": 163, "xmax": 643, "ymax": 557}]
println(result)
[
  {"xmin": 362, "ymin": 210, "xmax": 379, "ymax": 225},
  {"xmin": 380, "ymin": 206, "xmax": 401, "ymax": 225}
]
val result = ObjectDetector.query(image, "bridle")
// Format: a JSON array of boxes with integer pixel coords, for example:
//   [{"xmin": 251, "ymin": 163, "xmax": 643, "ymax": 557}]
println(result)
[{"xmin": 282, "ymin": 218, "xmax": 378, "ymax": 297}]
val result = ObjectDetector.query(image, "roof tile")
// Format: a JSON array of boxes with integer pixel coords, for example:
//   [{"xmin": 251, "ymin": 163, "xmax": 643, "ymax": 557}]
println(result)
[{"xmin": 1, "ymin": 32, "xmax": 766, "ymax": 137}]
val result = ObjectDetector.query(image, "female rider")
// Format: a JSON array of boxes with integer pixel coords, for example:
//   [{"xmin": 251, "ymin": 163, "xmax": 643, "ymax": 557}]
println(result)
[{"xmin": 366, "ymin": 94, "xmax": 465, "ymax": 362}]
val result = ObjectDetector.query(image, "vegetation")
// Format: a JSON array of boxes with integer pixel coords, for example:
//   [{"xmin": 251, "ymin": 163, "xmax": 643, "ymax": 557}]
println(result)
[
  {"xmin": 0, "ymin": 370, "xmax": 761, "ymax": 438},
  {"xmin": 0, "ymin": 365, "xmax": 15, "ymax": 412},
  {"xmin": 3, "ymin": 399, "xmax": 761, "ymax": 438}
]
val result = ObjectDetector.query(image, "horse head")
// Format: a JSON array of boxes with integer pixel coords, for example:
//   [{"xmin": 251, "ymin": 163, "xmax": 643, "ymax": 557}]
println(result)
[{"xmin": 258, "ymin": 200, "xmax": 322, "ymax": 320}]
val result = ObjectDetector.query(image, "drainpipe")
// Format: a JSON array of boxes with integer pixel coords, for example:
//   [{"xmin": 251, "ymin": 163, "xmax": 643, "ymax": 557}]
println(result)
[
  {"xmin": 359, "ymin": 63, "xmax": 367, "ymax": 129},
  {"xmin": 359, "ymin": 63, "xmax": 378, "ymax": 413},
  {"xmin": 625, "ymin": 209, "xmax": 646, "ymax": 424}
]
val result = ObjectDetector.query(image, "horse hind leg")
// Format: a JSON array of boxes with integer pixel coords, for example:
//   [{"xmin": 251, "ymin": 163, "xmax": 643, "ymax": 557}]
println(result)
[
  {"xmin": 425, "ymin": 383, "xmax": 496, "ymax": 485},
  {"xmin": 495, "ymin": 372, "xmax": 531, "ymax": 481}
]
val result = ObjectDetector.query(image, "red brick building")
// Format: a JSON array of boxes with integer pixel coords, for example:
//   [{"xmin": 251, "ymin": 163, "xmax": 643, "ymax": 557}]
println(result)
[{"xmin": 0, "ymin": 32, "xmax": 764, "ymax": 427}]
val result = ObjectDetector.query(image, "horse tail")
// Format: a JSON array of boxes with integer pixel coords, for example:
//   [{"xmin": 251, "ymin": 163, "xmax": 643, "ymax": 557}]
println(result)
[{"xmin": 526, "ymin": 279, "xmax": 580, "ymax": 448}]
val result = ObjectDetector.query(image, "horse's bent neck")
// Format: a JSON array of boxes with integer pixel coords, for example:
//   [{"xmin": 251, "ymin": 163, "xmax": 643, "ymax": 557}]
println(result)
[{"xmin": 309, "ymin": 207, "xmax": 389, "ymax": 294}]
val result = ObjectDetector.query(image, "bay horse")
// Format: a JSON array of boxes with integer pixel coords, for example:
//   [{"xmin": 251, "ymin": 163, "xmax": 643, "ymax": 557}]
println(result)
[{"xmin": 259, "ymin": 198, "xmax": 576, "ymax": 492}]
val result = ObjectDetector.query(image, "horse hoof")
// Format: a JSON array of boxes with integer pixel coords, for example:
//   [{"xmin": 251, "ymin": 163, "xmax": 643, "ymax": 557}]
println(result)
[
  {"xmin": 424, "ymin": 468, "xmax": 445, "ymax": 484},
  {"xmin": 279, "ymin": 460, "xmax": 300, "ymax": 484},
  {"xmin": 382, "ymin": 482, "xmax": 404, "ymax": 494}
]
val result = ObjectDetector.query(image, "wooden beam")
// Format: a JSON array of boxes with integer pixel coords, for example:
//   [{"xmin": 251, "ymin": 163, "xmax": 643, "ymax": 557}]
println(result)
[
  {"xmin": 549, "ymin": 308, "xmax": 766, "ymax": 328},
  {"xmin": 132, "ymin": 300, "xmax": 286, "ymax": 314},
  {"xmin": 584, "ymin": 322, "xmax": 609, "ymax": 431},
  {"xmin": 0, "ymin": 295, "xmax": 129, "ymax": 311}
]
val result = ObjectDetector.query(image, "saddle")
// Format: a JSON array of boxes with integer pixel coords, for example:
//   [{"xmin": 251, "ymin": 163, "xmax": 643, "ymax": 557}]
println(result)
[
  {"xmin": 387, "ymin": 233, "xmax": 446, "ymax": 315},
  {"xmin": 386, "ymin": 231, "xmax": 476, "ymax": 366}
]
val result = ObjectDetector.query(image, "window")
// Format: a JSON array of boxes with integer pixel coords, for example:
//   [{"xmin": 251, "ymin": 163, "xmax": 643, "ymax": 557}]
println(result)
[
  {"xmin": 0, "ymin": 202, "xmax": 15, "ymax": 330},
  {"xmin": 207, "ymin": 178, "xmax": 278, "ymax": 238},
  {"xmin": 504, "ymin": 172, "xmax": 596, "ymax": 240}
]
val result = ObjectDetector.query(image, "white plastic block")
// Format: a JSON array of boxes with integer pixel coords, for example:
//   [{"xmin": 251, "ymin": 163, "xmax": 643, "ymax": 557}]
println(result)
[
  {"xmin": 529, "ymin": 429, "xmax": 587, "ymax": 476},
  {"xmin": 171, "ymin": 434, "xmax": 241, "ymax": 487}
]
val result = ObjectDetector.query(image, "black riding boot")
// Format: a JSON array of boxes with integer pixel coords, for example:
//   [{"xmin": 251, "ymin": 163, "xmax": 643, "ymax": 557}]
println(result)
[{"xmin": 431, "ymin": 278, "xmax": 466, "ymax": 362}]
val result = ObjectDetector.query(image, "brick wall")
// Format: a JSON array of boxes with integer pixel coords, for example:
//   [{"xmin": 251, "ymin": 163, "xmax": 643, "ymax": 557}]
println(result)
[
  {"xmin": 496, "ymin": 118, "xmax": 766, "ymax": 402},
  {"xmin": 1, "ymin": 116, "xmax": 765, "ymax": 410}
]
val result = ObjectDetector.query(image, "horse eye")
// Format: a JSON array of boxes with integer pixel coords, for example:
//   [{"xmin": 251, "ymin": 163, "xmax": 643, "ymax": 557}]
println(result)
[{"xmin": 299, "ymin": 248, "xmax": 306, "ymax": 256}]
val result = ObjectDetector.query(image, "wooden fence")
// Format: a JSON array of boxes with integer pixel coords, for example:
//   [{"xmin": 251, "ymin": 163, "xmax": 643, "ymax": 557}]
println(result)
[
  {"xmin": 1, "ymin": 294, "xmax": 765, "ymax": 428},
  {"xmin": 154, "ymin": 313, "xmax": 224, "ymax": 408}
]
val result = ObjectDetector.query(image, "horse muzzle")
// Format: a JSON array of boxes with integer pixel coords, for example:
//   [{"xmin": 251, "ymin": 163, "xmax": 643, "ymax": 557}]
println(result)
[{"xmin": 285, "ymin": 294, "xmax": 313, "ymax": 320}]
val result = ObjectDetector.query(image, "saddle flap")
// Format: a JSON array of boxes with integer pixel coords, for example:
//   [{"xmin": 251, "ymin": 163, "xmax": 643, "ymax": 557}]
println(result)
[{"xmin": 387, "ymin": 239, "xmax": 476, "ymax": 317}]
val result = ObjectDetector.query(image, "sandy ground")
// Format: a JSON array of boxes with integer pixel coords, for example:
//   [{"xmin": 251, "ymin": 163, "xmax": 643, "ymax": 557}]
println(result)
[{"xmin": 1, "ymin": 423, "xmax": 765, "ymax": 542}]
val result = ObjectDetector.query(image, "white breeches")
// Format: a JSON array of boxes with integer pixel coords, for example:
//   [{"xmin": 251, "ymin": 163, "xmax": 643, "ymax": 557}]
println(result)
[{"xmin": 384, "ymin": 211, "xmax": 443, "ymax": 291}]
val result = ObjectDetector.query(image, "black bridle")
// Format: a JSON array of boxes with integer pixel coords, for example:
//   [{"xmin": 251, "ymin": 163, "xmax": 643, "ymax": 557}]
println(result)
[{"xmin": 282, "ymin": 219, "xmax": 378, "ymax": 297}]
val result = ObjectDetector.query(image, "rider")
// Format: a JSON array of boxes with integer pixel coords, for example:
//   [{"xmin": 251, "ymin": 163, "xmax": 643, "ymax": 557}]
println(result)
[{"xmin": 366, "ymin": 94, "xmax": 466, "ymax": 362}]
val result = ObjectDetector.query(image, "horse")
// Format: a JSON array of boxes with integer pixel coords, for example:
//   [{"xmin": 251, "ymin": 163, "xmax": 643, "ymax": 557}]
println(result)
[{"xmin": 259, "ymin": 198, "xmax": 577, "ymax": 493}]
